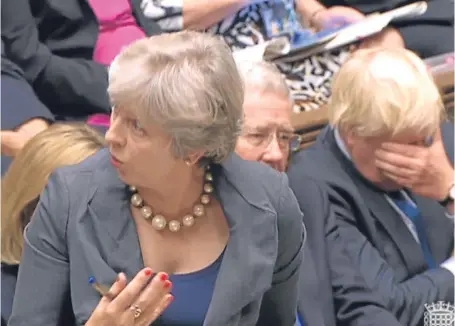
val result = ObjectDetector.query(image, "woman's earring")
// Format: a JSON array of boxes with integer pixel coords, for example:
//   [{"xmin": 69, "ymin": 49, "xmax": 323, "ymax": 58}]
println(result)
[{"xmin": 184, "ymin": 159, "xmax": 191, "ymax": 166}]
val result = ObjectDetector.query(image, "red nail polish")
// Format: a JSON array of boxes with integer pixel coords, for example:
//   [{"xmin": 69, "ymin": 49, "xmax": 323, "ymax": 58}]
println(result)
[
  {"xmin": 160, "ymin": 273, "xmax": 168, "ymax": 281},
  {"xmin": 144, "ymin": 268, "xmax": 153, "ymax": 276},
  {"xmin": 164, "ymin": 280, "xmax": 172, "ymax": 288}
]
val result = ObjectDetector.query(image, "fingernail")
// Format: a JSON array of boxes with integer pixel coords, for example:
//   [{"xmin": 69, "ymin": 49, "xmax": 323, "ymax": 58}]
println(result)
[
  {"xmin": 160, "ymin": 273, "xmax": 168, "ymax": 282},
  {"xmin": 164, "ymin": 280, "xmax": 172, "ymax": 289},
  {"xmin": 88, "ymin": 277, "xmax": 96, "ymax": 284},
  {"xmin": 116, "ymin": 273, "xmax": 122, "ymax": 282},
  {"xmin": 144, "ymin": 268, "xmax": 153, "ymax": 277}
]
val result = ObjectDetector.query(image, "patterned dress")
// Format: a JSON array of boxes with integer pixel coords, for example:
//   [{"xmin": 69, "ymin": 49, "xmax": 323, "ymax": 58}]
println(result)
[{"xmin": 140, "ymin": 0, "xmax": 352, "ymax": 112}]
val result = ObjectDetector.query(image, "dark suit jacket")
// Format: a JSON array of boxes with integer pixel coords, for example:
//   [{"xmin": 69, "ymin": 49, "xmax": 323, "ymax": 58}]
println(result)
[
  {"xmin": 290, "ymin": 176, "xmax": 402, "ymax": 326},
  {"xmin": 289, "ymin": 126, "xmax": 455, "ymax": 326},
  {"xmin": 1, "ymin": 264, "xmax": 18, "ymax": 325},
  {"xmin": 9, "ymin": 150, "xmax": 304, "ymax": 326},
  {"xmin": 1, "ymin": 0, "xmax": 161, "ymax": 118}
]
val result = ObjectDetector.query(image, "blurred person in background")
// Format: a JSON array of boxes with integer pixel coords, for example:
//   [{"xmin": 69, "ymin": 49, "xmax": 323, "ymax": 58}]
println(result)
[
  {"xmin": 141, "ymin": 0, "xmax": 405, "ymax": 112},
  {"xmin": 288, "ymin": 47, "xmax": 455, "ymax": 326},
  {"xmin": 1, "ymin": 123, "xmax": 105, "ymax": 325},
  {"xmin": 1, "ymin": 40, "xmax": 53, "ymax": 174},
  {"xmin": 1, "ymin": 0, "xmax": 162, "ymax": 166}
]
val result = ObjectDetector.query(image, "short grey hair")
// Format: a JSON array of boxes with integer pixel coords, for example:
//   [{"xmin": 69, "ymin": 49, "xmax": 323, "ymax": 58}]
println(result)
[
  {"xmin": 108, "ymin": 31, "xmax": 244, "ymax": 163},
  {"xmin": 235, "ymin": 59, "xmax": 291, "ymax": 100}
]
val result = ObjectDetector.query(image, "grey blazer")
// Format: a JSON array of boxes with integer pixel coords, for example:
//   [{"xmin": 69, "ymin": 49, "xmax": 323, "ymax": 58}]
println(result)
[{"xmin": 9, "ymin": 149, "xmax": 304, "ymax": 326}]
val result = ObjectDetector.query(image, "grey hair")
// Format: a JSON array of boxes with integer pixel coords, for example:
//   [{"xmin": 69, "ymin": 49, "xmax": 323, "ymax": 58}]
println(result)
[
  {"xmin": 108, "ymin": 31, "xmax": 245, "ymax": 163},
  {"xmin": 235, "ymin": 59, "xmax": 292, "ymax": 100}
]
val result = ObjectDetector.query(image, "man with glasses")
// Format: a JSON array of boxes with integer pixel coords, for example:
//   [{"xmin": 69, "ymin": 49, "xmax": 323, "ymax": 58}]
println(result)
[
  {"xmin": 234, "ymin": 59, "xmax": 402, "ymax": 326},
  {"xmin": 235, "ymin": 60, "xmax": 300, "ymax": 172}
]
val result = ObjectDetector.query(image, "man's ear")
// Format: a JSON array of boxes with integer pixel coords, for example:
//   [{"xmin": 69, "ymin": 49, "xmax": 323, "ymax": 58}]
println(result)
[{"xmin": 342, "ymin": 127, "xmax": 357, "ymax": 148}]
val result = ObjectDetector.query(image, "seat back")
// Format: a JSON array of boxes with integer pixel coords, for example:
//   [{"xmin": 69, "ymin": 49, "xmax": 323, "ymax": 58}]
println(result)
[
  {"xmin": 425, "ymin": 52, "xmax": 454, "ymax": 121},
  {"xmin": 291, "ymin": 105, "xmax": 328, "ymax": 149}
]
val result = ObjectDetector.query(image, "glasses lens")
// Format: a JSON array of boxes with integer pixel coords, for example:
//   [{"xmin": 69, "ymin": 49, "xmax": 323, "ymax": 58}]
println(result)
[{"xmin": 290, "ymin": 135, "xmax": 302, "ymax": 152}]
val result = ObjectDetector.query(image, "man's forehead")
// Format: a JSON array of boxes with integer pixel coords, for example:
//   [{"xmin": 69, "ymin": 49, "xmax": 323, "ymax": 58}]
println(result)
[{"xmin": 244, "ymin": 119, "xmax": 293, "ymax": 131}]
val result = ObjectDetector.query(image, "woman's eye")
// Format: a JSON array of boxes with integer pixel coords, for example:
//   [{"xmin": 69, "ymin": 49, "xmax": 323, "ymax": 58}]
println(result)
[
  {"xmin": 250, "ymin": 133, "xmax": 263, "ymax": 139},
  {"xmin": 131, "ymin": 120, "xmax": 145, "ymax": 135}
]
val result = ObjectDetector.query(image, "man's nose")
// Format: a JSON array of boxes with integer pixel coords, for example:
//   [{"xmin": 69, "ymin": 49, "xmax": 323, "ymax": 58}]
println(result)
[{"xmin": 262, "ymin": 138, "xmax": 286, "ymax": 169}]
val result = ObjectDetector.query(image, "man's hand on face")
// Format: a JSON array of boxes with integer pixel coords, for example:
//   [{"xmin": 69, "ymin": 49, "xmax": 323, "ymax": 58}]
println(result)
[{"xmin": 374, "ymin": 129, "xmax": 454, "ymax": 201}]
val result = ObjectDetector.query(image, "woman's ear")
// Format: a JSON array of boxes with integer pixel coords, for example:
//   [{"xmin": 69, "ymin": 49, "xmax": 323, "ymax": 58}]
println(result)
[{"xmin": 184, "ymin": 151, "xmax": 205, "ymax": 166}]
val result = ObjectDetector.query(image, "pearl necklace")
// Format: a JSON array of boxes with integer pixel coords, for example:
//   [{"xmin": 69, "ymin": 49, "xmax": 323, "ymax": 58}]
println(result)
[{"xmin": 129, "ymin": 166, "xmax": 214, "ymax": 232}]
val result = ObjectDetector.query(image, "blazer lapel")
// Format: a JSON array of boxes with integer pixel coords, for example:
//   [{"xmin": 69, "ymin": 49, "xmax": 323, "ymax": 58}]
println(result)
[
  {"xmin": 203, "ymin": 155, "xmax": 278, "ymax": 326},
  {"xmin": 356, "ymin": 182, "xmax": 426, "ymax": 273},
  {"xmin": 322, "ymin": 129, "xmax": 426, "ymax": 274},
  {"xmin": 411, "ymin": 194, "xmax": 454, "ymax": 263},
  {"xmin": 85, "ymin": 161, "xmax": 144, "ymax": 282}
]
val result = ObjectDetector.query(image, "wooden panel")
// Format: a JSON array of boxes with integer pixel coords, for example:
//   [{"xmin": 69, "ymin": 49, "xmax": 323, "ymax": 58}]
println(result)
[
  {"xmin": 430, "ymin": 54, "xmax": 454, "ymax": 121},
  {"xmin": 291, "ymin": 105, "xmax": 328, "ymax": 132},
  {"xmin": 433, "ymin": 70, "xmax": 454, "ymax": 91},
  {"xmin": 300, "ymin": 141, "xmax": 315, "ymax": 150},
  {"xmin": 443, "ymin": 92, "xmax": 454, "ymax": 104},
  {"xmin": 300, "ymin": 129, "xmax": 320, "ymax": 142}
]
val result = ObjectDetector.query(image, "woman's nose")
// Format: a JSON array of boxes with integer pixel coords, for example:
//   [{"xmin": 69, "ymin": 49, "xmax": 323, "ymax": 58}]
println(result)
[{"xmin": 105, "ymin": 120, "xmax": 126, "ymax": 148}]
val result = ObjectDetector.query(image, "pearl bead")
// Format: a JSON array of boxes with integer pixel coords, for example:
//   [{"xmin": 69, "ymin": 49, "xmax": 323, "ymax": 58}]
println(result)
[
  {"xmin": 205, "ymin": 173, "xmax": 213, "ymax": 182},
  {"xmin": 201, "ymin": 194, "xmax": 210, "ymax": 205},
  {"xmin": 129, "ymin": 185, "xmax": 137, "ymax": 192},
  {"xmin": 131, "ymin": 194, "xmax": 143, "ymax": 207},
  {"xmin": 193, "ymin": 204, "xmax": 205, "ymax": 217},
  {"xmin": 182, "ymin": 215, "xmax": 195, "ymax": 227},
  {"xmin": 141, "ymin": 206, "xmax": 153, "ymax": 219},
  {"xmin": 168, "ymin": 220, "xmax": 181, "ymax": 232},
  {"xmin": 151, "ymin": 215, "xmax": 166, "ymax": 230},
  {"xmin": 203, "ymin": 183, "xmax": 214, "ymax": 194}
]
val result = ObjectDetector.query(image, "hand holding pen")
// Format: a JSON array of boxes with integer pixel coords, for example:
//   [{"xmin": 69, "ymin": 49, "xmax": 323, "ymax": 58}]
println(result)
[{"xmin": 85, "ymin": 268, "xmax": 173, "ymax": 326}]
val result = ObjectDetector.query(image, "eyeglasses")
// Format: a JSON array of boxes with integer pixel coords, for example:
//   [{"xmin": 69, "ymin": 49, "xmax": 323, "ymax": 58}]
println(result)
[{"xmin": 242, "ymin": 131, "xmax": 302, "ymax": 152}]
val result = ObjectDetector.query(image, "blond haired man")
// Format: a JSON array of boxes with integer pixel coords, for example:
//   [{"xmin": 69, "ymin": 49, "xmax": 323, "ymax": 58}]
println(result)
[{"xmin": 288, "ymin": 47, "xmax": 455, "ymax": 326}]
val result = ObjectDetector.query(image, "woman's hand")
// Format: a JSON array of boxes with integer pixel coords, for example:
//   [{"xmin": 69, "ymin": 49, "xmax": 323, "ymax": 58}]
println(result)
[
  {"xmin": 1, "ymin": 118, "xmax": 49, "ymax": 157},
  {"xmin": 311, "ymin": 6, "xmax": 365, "ymax": 31},
  {"xmin": 86, "ymin": 268, "xmax": 173, "ymax": 326}
]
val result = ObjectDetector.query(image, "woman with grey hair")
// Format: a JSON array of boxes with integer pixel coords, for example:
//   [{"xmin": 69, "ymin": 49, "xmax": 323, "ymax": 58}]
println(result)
[{"xmin": 9, "ymin": 31, "xmax": 304, "ymax": 326}]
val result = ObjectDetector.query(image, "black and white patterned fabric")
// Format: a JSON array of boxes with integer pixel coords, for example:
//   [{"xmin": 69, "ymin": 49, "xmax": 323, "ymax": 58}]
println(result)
[
  {"xmin": 140, "ymin": 1, "xmax": 352, "ymax": 112},
  {"xmin": 140, "ymin": 0, "xmax": 183, "ymax": 32}
]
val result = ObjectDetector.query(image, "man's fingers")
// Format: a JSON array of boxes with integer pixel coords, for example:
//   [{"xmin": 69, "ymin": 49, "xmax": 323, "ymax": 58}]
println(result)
[
  {"xmin": 381, "ymin": 171, "xmax": 410, "ymax": 187},
  {"xmin": 375, "ymin": 148, "xmax": 423, "ymax": 171},
  {"xmin": 380, "ymin": 142, "xmax": 422, "ymax": 157}
]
